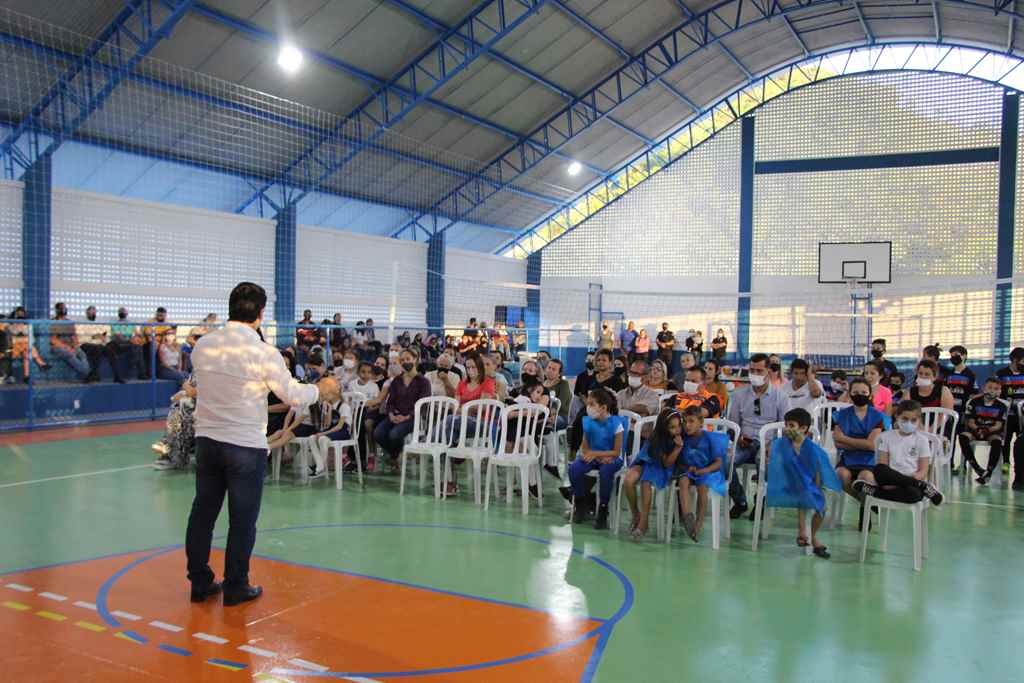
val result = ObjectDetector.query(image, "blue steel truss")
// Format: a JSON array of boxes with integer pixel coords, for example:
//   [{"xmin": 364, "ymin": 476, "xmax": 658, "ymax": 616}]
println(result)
[
  {"xmin": 235, "ymin": 0, "xmax": 548, "ymax": 216},
  {"xmin": 0, "ymin": 0, "xmax": 195, "ymax": 175},
  {"xmin": 390, "ymin": 0, "xmax": 1024, "ymax": 242},
  {"xmin": 496, "ymin": 42, "xmax": 1024, "ymax": 257}
]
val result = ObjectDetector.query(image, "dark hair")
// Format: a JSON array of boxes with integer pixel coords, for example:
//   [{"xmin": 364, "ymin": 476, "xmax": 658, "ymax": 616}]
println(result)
[
  {"xmin": 1010, "ymin": 347, "xmax": 1024, "ymax": 361},
  {"xmin": 916, "ymin": 358, "xmax": 940, "ymax": 376},
  {"xmin": 790, "ymin": 358, "xmax": 809, "ymax": 372},
  {"xmin": 784, "ymin": 407, "xmax": 812, "ymax": 428},
  {"xmin": 891, "ymin": 371, "xmax": 905, "ymax": 381},
  {"xmin": 681, "ymin": 405, "xmax": 703, "ymax": 421},
  {"xmin": 156, "ymin": 306, "xmax": 167, "ymax": 314},
  {"xmin": 950, "ymin": 345, "xmax": 967, "ymax": 355},
  {"xmin": 831, "ymin": 369, "xmax": 847, "ymax": 381},
  {"xmin": 588, "ymin": 387, "xmax": 618, "ymax": 415},
  {"xmin": 923, "ymin": 344, "xmax": 941, "ymax": 360},
  {"xmin": 685, "ymin": 365, "xmax": 706, "ymax": 378},
  {"xmin": 548, "ymin": 358, "xmax": 563, "ymax": 373},
  {"xmin": 228, "ymin": 282, "xmax": 267, "ymax": 323},
  {"xmin": 863, "ymin": 359, "xmax": 885, "ymax": 373},
  {"xmin": 648, "ymin": 409, "xmax": 682, "ymax": 460},
  {"xmin": 465, "ymin": 353, "xmax": 486, "ymax": 383},
  {"xmin": 308, "ymin": 351, "xmax": 324, "ymax": 366},
  {"xmin": 848, "ymin": 377, "xmax": 872, "ymax": 394},
  {"xmin": 893, "ymin": 399, "xmax": 921, "ymax": 418},
  {"xmin": 749, "ymin": 352, "xmax": 769, "ymax": 365},
  {"xmin": 357, "ymin": 361, "xmax": 373, "ymax": 372},
  {"xmin": 984, "ymin": 375, "xmax": 1002, "ymax": 386},
  {"xmin": 594, "ymin": 348, "xmax": 613, "ymax": 362},
  {"xmin": 872, "ymin": 338, "xmax": 887, "ymax": 347}
]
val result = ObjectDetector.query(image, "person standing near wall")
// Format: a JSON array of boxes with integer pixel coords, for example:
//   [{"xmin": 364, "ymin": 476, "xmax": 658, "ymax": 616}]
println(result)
[
  {"xmin": 656, "ymin": 322, "xmax": 675, "ymax": 370},
  {"xmin": 186, "ymin": 282, "xmax": 338, "ymax": 606}
]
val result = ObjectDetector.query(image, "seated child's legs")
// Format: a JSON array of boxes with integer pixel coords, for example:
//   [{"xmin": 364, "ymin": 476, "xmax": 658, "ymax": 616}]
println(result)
[
  {"xmin": 568, "ymin": 458, "xmax": 598, "ymax": 501},
  {"xmin": 596, "ymin": 461, "xmax": 621, "ymax": 505},
  {"xmin": 872, "ymin": 463, "xmax": 924, "ymax": 503},
  {"xmin": 622, "ymin": 465, "xmax": 643, "ymax": 513}
]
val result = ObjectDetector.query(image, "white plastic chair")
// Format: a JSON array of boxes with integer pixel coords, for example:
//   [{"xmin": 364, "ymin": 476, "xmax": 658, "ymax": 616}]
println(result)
[
  {"xmin": 611, "ymin": 414, "xmax": 659, "ymax": 537},
  {"xmin": 485, "ymin": 403, "xmax": 548, "ymax": 514},
  {"xmin": 921, "ymin": 407, "xmax": 959, "ymax": 492},
  {"xmin": 541, "ymin": 396, "xmax": 566, "ymax": 478},
  {"xmin": 813, "ymin": 401, "xmax": 848, "ymax": 529},
  {"xmin": 664, "ymin": 418, "xmax": 740, "ymax": 549},
  {"xmin": 963, "ymin": 398, "xmax": 1010, "ymax": 487},
  {"xmin": 400, "ymin": 396, "xmax": 458, "ymax": 498},
  {"xmin": 859, "ymin": 433, "xmax": 942, "ymax": 572},
  {"xmin": 751, "ymin": 423, "xmax": 823, "ymax": 554},
  {"xmin": 271, "ymin": 438, "xmax": 317, "ymax": 484},
  {"xmin": 444, "ymin": 399, "xmax": 505, "ymax": 504},
  {"xmin": 570, "ymin": 410, "xmax": 639, "ymax": 522},
  {"xmin": 320, "ymin": 392, "xmax": 366, "ymax": 491}
]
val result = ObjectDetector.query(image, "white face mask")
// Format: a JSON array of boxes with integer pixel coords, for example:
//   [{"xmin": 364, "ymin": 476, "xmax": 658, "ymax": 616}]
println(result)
[
  {"xmin": 586, "ymin": 406, "xmax": 601, "ymax": 420},
  {"xmin": 897, "ymin": 420, "xmax": 918, "ymax": 434},
  {"xmin": 343, "ymin": 358, "xmax": 355, "ymax": 369},
  {"xmin": 389, "ymin": 351, "xmax": 399, "ymax": 360},
  {"xmin": 628, "ymin": 375, "xmax": 643, "ymax": 388},
  {"xmin": 916, "ymin": 377, "xmax": 933, "ymax": 388},
  {"xmin": 749, "ymin": 374, "xmax": 766, "ymax": 387},
  {"xmin": 683, "ymin": 381, "xmax": 700, "ymax": 394}
]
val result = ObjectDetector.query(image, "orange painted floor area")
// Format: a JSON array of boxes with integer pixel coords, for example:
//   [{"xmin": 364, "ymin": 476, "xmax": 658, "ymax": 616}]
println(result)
[{"xmin": 2, "ymin": 548, "xmax": 601, "ymax": 681}]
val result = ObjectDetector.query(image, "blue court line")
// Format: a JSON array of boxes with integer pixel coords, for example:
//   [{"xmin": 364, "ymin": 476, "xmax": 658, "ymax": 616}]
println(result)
[
  {"xmin": 122, "ymin": 630, "xmax": 148, "ymax": 644},
  {"xmin": 209, "ymin": 657, "xmax": 247, "ymax": 670},
  {"xmin": 90, "ymin": 524, "xmax": 634, "ymax": 680},
  {"xmin": 158, "ymin": 644, "xmax": 191, "ymax": 657}
]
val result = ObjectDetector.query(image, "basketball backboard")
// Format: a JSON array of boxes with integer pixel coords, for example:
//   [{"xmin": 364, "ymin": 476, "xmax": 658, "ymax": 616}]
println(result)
[{"xmin": 818, "ymin": 241, "xmax": 892, "ymax": 283}]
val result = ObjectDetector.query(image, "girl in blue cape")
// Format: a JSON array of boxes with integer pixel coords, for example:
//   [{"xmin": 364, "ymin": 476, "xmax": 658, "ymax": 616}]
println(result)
[
  {"xmin": 766, "ymin": 407, "xmax": 842, "ymax": 559},
  {"xmin": 677, "ymin": 405, "xmax": 728, "ymax": 543},
  {"xmin": 622, "ymin": 408, "xmax": 684, "ymax": 539}
]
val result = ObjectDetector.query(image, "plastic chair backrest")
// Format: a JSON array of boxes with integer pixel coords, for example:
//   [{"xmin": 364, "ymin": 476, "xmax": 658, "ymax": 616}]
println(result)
[
  {"xmin": 660, "ymin": 392, "xmax": 678, "ymax": 410},
  {"xmin": 757, "ymin": 422, "xmax": 786, "ymax": 478},
  {"xmin": 568, "ymin": 394, "xmax": 585, "ymax": 423},
  {"xmin": 411, "ymin": 396, "xmax": 458, "ymax": 447},
  {"xmin": 456, "ymin": 399, "xmax": 505, "ymax": 454},
  {"xmin": 813, "ymin": 401, "xmax": 846, "ymax": 451},
  {"xmin": 705, "ymin": 418, "xmax": 740, "ymax": 483},
  {"xmin": 341, "ymin": 391, "xmax": 367, "ymax": 440},
  {"xmin": 921, "ymin": 407, "xmax": 959, "ymax": 463},
  {"xmin": 548, "ymin": 396, "xmax": 561, "ymax": 425},
  {"xmin": 505, "ymin": 403, "xmax": 549, "ymax": 458},
  {"xmin": 619, "ymin": 409, "xmax": 640, "ymax": 458},
  {"xmin": 632, "ymin": 415, "xmax": 658, "ymax": 462}
]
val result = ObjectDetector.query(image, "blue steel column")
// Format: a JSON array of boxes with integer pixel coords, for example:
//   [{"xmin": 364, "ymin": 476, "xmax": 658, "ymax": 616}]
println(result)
[
  {"xmin": 526, "ymin": 251, "xmax": 542, "ymax": 352},
  {"xmin": 736, "ymin": 116, "xmax": 755, "ymax": 361},
  {"xmin": 275, "ymin": 205, "xmax": 297, "ymax": 340},
  {"xmin": 427, "ymin": 232, "xmax": 446, "ymax": 336},
  {"xmin": 996, "ymin": 92, "xmax": 1019, "ymax": 360},
  {"xmin": 21, "ymin": 153, "xmax": 52, "ymax": 318}
]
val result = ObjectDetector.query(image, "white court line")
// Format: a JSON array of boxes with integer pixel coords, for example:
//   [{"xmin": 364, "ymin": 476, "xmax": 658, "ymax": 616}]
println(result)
[
  {"xmin": 149, "ymin": 620, "xmax": 184, "ymax": 633},
  {"xmin": 39, "ymin": 592, "xmax": 67, "ymax": 602},
  {"xmin": 73, "ymin": 601, "xmax": 97, "ymax": 610},
  {"xmin": 0, "ymin": 464, "xmax": 151, "ymax": 489},
  {"xmin": 193, "ymin": 632, "xmax": 229, "ymax": 644},
  {"xmin": 238, "ymin": 644, "xmax": 277, "ymax": 657},
  {"xmin": 288, "ymin": 659, "xmax": 329, "ymax": 672},
  {"xmin": 4, "ymin": 583, "xmax": 33, "ymax": 593},
  {"xmin": 948, "ymin": 500, "xmax": 1024, "ymax": 511},
  {"xmin": 112, "ymin": 610, "xmax": 142, "ymax": 621}
]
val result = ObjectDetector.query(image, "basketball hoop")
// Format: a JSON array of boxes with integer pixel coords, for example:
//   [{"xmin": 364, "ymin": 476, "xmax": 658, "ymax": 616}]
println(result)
[{"xmin": 844, "ymin": 276, "xmax": 871, "ymax": 298}]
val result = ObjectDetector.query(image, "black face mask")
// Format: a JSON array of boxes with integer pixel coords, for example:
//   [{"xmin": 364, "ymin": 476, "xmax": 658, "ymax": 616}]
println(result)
[
  {"xmin": 401, "ymin": 362, "xmax": 415, "ymax": 372},
  {"xmin": 951, "ymin": 355, "xmax": 963, "ymax": 366},
  {"xmin": 585, "ymin": 361, "xmax": 594, "ymax": 371},
  {"xmin": 871, "ymin": 349, "xmax": 884, "ymax": 359},
  {"xmin": 769, "ymin": 363, "xmax": 781, "ymax": 373},
  {"xmin": 890, "ymin": 382, "xmax": 903, "ymax": 391},
  {"xmin": 851, "ymin": 394, "xmax": 871, "ymax": 407}
]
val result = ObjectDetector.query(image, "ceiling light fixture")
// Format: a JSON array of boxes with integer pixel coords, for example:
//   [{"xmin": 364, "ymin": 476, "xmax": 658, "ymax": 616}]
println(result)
[
  {"xmin": 567, "ymin": 161, "xmax": 582, "ymax": 176},
  {"xmin": 277, "ymin": 44, "xmax": 304, "ymax": 73}
]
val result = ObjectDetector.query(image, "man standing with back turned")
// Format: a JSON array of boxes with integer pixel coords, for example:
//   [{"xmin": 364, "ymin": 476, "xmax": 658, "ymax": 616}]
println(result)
[{"xmin": 186, "ymin": 282, "xmax": 338, "ymax": 606}]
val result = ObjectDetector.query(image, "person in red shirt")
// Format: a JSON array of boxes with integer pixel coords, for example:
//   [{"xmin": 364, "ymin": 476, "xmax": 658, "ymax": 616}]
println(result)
[{"xmin": 442, "ymin": 354, "xmax": 496, "ymax": 496}]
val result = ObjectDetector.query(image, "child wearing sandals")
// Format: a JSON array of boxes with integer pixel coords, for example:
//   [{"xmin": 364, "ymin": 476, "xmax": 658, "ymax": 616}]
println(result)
[
  {"xmin": 766, "ymin": 407, "xmax": 842, "ymax": 558},
  {"xmin": 676, "ymin": 405, "xmax": 728, "ymax": 543},
  {"xmin": 267, "ymin": 377, "xmax": 350, "ymax": 477},
  {"xmin": 853, "ymin": 399, "xmax": 944, "ymax": 507},
  {"xmin": 622, "ymin": 408, "xmax": 684, "ymax": 539}
]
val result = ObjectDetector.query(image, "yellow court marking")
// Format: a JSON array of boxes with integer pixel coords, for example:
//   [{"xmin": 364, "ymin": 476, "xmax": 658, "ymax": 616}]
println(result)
[
  {"xmin": 208, "ymin": 662, "xmax": 244, "ymax": 672},
  {"xmin": 75, "ymin": 620, "xmax": 107, "ymax": 632},
  {"xmin": 2, "ymin": 601, "xmax": 30, "ymax": 611},
  {"xmin": 254, "ymin": 675, "xmax": 293, "ymax": 682},
  {"xmin": 114, "ymin": 632, "xmax": 143, "ymax": 644},
  {"xmin": 35, "ymin": 610, "xmax": 67, "ymax": 622}
]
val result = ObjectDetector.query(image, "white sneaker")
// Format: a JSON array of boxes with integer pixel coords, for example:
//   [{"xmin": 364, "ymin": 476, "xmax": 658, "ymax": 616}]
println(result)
[
  {"xmin": 151, "ymin": 442, "xmax": 170, "ymax": 456},
  {"xmin": 152, "ymin": 458, "xmax": 174, "ymax": 470}
]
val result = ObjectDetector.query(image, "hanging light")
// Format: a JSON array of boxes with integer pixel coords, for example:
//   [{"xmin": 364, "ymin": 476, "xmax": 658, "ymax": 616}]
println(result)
[
  {"xmin": 567, "ymin": 161, "xmax": 582, "ymax": 176},
  {"xmin": 277, "ymin": 44, "xmax": 304, "ymax": 73}
]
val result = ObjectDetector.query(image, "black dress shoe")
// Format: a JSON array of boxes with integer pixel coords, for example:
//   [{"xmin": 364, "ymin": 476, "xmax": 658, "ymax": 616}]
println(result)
[
  {"xmin": 223, "ymin": 585, "xmax": 263, "ymax": 606},
  {"xmin": 190, "ymin": 581, "xmax": 222, "ymax": 603},
  {"xmin": 729, "ymin": 504, "xmax": 748, "ymax": 520}
]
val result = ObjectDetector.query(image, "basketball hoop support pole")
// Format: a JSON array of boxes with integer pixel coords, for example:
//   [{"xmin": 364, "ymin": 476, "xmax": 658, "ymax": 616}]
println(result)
[{"xmin": 849, "ymin": 282, "xmax": 874, "ymax": 364}]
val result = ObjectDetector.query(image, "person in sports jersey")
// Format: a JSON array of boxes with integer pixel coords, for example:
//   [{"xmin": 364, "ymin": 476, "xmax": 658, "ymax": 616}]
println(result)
[
  {"xmin": 909, "ymin": 360, "xmax": 954, "ymax": 411},
  {"xmin": 944, "ymin": 345, "xmax": 976, "ymax": 418},
  {"xmin": 959, "ymin": 377, "xmax": 1009, "ymax": 485},
  {"xmin": 869, "ymin": 338, "xmax": 899, "ymax": 385},
  {"xmin": 996, "ymin": 347, "xmax": 1024, "ymax": 489}
]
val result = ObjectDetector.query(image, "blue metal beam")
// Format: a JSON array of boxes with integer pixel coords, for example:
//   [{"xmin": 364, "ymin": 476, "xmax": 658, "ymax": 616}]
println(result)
[
  {"xmin": 230, "ymin": 0, "xmax": 557, "ymax": 214},
  {"xmin": 191, "ymin": 2, "xmax": 608, "ymax": 178},
  {"xmin": 381, "ymin": 0, "xmax": 652, "ymax": 145},
  {"xmin": 782, "ymin": 16, "xmax": 810, "ymax": 57},
  {"xmin": 0, "ymin": 0, "xmax": 195, "ymax": 173},
  {"xmin": 674, "ymin": 0, "xmax": 753, "ymax": 79}
]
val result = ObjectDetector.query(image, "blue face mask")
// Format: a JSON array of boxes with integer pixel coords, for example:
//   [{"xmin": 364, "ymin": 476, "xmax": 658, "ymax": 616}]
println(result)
[{"xmin": 897, "ymin": 420, "xmax": 918, "ymax": 434}]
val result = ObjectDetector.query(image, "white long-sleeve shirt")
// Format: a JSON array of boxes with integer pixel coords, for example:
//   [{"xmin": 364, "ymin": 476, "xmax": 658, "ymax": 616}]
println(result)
[{"xmin": 193, "ymin": 321, "xmax": 320, "ymax": 449}]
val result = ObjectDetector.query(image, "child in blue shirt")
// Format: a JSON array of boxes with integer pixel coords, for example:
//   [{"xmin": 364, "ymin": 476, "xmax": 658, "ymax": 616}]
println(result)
[
  {"xmin": 568, "ymin": 387, "xmax": 626, "ymax": 530},
  {"xmin": 623, "ymin": 408, "xmax": 684, "ymax": 539},
  {"xmin": 833, "ymin": 377, "xmax": 885, "ymax": 530},
  {"xmin": 677, "ymin": 405, "xmax": 728, "ymax": 543},
  {"xmin": 767, "ymin": 407, "xmax": 842, "ymax": 558}
]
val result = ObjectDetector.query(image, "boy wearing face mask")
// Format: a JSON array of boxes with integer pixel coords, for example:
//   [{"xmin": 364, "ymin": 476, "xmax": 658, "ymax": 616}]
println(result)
[
  {"xmin": 945, "ymin": 346, "xmax": 976, "ymax": 417},
  {"xmin": 996, "ymin": 347, "xmax": 1024, "ymax": 488},
  {"xmin": 615, "ymin": 360, "xmax": 660, "ymax": 417},
  {"xmin": 766, "ymin": 407, "xmax": 843, "ymax": 558},
  {"xmin": 853, "ymin": 400, "xmax": 943, "ymax": 506},
  {"xmin": 888, "ymin": 372, "xmax": 906, "ymax": 403},
  {"xmin": 675, "ymin": 366, "xmax": 721, "ymax": 418},
  {"xmin": 869, "ymin": 338, "xmax": 899, "ymax": 385},
  {"xmin": 959, "ymin": 378, "xmax": 1009, "ymax": 484},
  {"xmin": 332, "ymin": 350, "xmax": 359, "ymax": 391},
  {"xmin": 827, "ymin": 370, "xmax": 848, "ymax": 402}
]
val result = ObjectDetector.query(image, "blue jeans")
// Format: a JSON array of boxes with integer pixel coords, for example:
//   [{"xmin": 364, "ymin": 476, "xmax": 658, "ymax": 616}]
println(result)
[
  {"xmin": 569, "ymin": 456, "xmax": 623, "ymax": 506},
  {"xmin": 374, "ymin": 419, "xmax": 415, "ymax": 459},
  {"xmin": 53, "ymin": 345, "xmax": 89, "ymax": 377},
  {"xmin": 728, "ymin": 440, "xmax": 760, "ymax": 507},
  {"xmin": 185, "ymin": 437, "xmax": 266, "ymax": 590},
  {"xmin": 157, "ymin": 364, "xmax": 188, "ymax": 386}
]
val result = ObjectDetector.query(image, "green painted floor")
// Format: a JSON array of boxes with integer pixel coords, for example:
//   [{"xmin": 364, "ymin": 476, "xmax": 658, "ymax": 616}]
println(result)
[{"xmin": 2, "ymin": 430, "xmax": 1022, "ymax": 682}]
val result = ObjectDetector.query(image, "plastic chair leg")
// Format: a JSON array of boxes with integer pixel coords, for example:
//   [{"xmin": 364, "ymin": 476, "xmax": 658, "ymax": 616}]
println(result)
[
  {"xmin": 355, "ymin": 442, "xmax": 364, "ymax": 488},
  {"xmin": 612, "ymin": 476, "xmax": 625, "ymax": 536},
  {"xmin": 751, "ymin": 485, "xmax": 766, "ymax": 551},
  {"xmin": 710, "ymin": 494, "xmax": 721, "ymax": 550},
  {"xmin": 921, "ymin": 506, "xmax": 929, "ymax": 560},
  {"xmin": 505, "ymin": 470, "xmax": 513, "ymax": 505},
  {"xmin": 432, "ymin": 455, "xmax": 442, "ymax": 499},
  {"xmin": 859, "ymin": 500, "xmax": 873, "ymax": 563},
  {"xmin": 911, "ymin": 507, "xmax": 922, "ymax": 572},
  {"xmin": 800, "ymin": 512, "xmax": 812, "ymax": 556},
  {"xmin": 483, "ymin": 463, "xmax": 492, "ymax": 510},
  {"xmin": 536, "ymin": 463, "xmax": 543, "ymax": 507},
  {"xmin": 881, "ymin": 508, "xmax": 890, "ymax": 553},
  {"xmin": 664, "ymin": 485, "xmax": 675, "ymax": 545},
  {"xmin": 333, "ymin": 445, "xmax": 343, "ymax": 492},
  {"xmin": 519, "ymin": 465, "xmax": 530, "ymax": 515},
  {"xmin": 399, "ymin": 453, "xmax": 408, "ymax": 496},
  {"xmin": 271, "ymin": 448, "xmax": 281, "ymax": 482}
]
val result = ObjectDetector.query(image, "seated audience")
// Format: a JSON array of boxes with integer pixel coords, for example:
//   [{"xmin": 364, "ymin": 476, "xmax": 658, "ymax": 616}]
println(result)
[
  {"xmin": 77, "ymin": 305, "xmax": 123, "ymax": 383},
  {"xmin": 677, "ymin": 405, "xmax": 728, "ymax": 543},
  {"xmin": 889, "ymin": 372, "xmax": 907, "ymax": 403},
  {"xmin": 646, "ymin": 359, "xmax": 673, "ymax": 392},
  {"xmin": 426, "ymin": 352, "xmax": 460, "ymax": 396},
  {"xmin": 870, "ymin": 338, "xmax": 899, "ymax": 384},
  {"xmin": 670, "ymin": 352, "xmax": 697, "ymax": 389},
  {"xmin": 909, "ymin": 359, "xmax": 954, "ymax": 411},
  {"xmin": 157, "ymin": 329, "xmax": 188, "ymax": 386},
  {"xmin": 853, "ymin": 399, "xmax": 943, "ymax": 506},
  {"xmin": 826, "ymin": 369, "xmax": 848, "ymax": 401},
  {"xmin": 483, "ymin": 353, "xmax": 509, "ymax": 400},
  {"xmin": 333, "ymin": 349, "xmax": 359, "ymax": 391},
  {"xmin": 766, "ymin": 407, "xmax": 842, "ymax": 558},
  {"xmin": 268, "ymin": 377, "xmax": 348, "ymax": 478},
  {"xmin": 4, "ymin": 306, "xmax": 49, "ymax": 382},
  {"xmin": 566, "ymin": 388, "xmax": 625, "ymax": 530},
  {"xmin": 833, "ymin": 377, "xmax": 885, "ymax": 529},
  {"xmin": 945, "ymin": 345, "xmax": 976, "ymax": 417},
  {"xmin": 569, "ymin": 349, "xmax": 625, "ymax": 455},
  {"xmin": 573, "ymin": 351, "xmax": 597, "ymax": 397},
  {"xmin": 841, "ymin": 361, "xmax": 893, "ymax": 416},
  {"xmin": 142, "ymin": 307, "xmax": 172, "ymax": 377},
  {"xmin": 542, "ymin": 358, "xmax": 572, "ymax": 428},
  {"xmin": 512, "ymin": 320, "xmax": 527, "ymax": 357},
  {"xmin": 767, "ymin": 354, "xmax": 784, "ymax": 387},
  {"xmin": 49, "ymin": 302, "xmax": 90, "ymax": 381},
  {"xmin": 374, "ymin": 349, "xmax": 431, "ymax": 469},
  {"xmin": 622, "ymin": 408, "xmax": 682, "ymax": 538},
  {"xmin": 109, "ymin": 307, "xmax": 145, "ymax": 379},
  {"xmin": 703, "ymin": 358, "xmax": 729, "ymax": 411},
  {"xmin": 959, "ymin": 377, "xmax": 1008, "ymax": 485},
  {"xmin": 781, "ymin": 358, "xmax": 823, "ymax": 412},
  {"xmin": 675, "ymin": 366, "xmax": 721, "ymax": 418},
  {"xmin": 616, "ymin": 359, "xmax": 660, "ymax": 420}
]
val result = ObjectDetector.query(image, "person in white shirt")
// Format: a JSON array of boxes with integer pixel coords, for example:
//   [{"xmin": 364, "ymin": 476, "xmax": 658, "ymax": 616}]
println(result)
[
  {"xmin": 853, "ymin": 400, "xmax": 944, "ymax": 506},
  {"xmin": 185, "ymin": 282, "xmax": 338, "ymax": 607},
  {"xmin": 781, "ymin": 358, "xmax": 824, "ymax": 412},
  {"xmin": 425, "ymin": 352, "xmax": 460, "ymax": 397},
  {"xmin": 332, "ymin": 349, "xmax": 359, "ymax": 391},
  {"xmin": 76, "ymin": 305, "xmax": 123, "ymax": 383}
]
